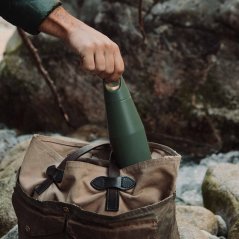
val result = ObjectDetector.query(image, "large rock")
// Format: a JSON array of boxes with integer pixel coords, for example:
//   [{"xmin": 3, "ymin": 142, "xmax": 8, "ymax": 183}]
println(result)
[
  {"xmin": 0, "ymin": 0, "xmax": 239, "ymax": 156},
  {"xmin": 0, "ymin": 129, "xmax": 31, "ymax": 163},
  {"xmin": 202, "ymin": 163, "xmax": 239, "ymax": 239},
  {"xmin": 0, "ymin": 140, "xmax": 30, "ymax": 237},
  {"xmin": 178, "ymin": 225, "xmax": 218, "ymax": 239},
  {"xmin": 0, "ymin": 130, "xmax": 18, "ymax": 163},
  {"xmin": 176, "ymin": 205, "xmax": 218, "ymax": 235}
]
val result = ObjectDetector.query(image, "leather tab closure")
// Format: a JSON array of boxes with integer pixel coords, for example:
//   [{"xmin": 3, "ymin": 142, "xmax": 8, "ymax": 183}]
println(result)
[
  {"xmin": 91, "ymin": 176, "xmax": 136, "ymax": 211},
  {"xmin": 106, "ymin": 188, "xmax": 119, "ymax": 212},
  {"xmin": 91, "ymin": 176, "xmax": 136, "ymax": 191},
  {"xmin": 34, "ymin": 165, "xmax": 64, "ymax": 195},
  {"xmin": 46, "ymin": 165, "xmax": 64, "ymax": 183}
]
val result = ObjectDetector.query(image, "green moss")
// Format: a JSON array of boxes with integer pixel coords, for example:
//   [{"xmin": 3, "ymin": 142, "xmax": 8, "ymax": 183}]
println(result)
[
  {"xmin": 202, "ymin": 166, "xmax": 239, "ymax": 239},
  {"xmin": 229, "ymin": 219, "xmax": 239, "ymax": 239}
]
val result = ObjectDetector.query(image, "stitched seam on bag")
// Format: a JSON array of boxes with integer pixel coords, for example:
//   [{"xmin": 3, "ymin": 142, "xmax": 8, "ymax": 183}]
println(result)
[
  {"xmin": 122, "ymin": 158, "xmax": 181, "ymax": 173},
  {"xmin": 108, "ymin": 194, "xmax": 175, "ymax": 220},
  {"xmin": 64, "ymin": 161, "xmax": 109, "ymax": 170},
  {"xmin": 31, "ymin": 136, "xmax": 64, "ymax": 163},
  {"xmin": 15, "ymin": 184, "xmax": 176, "ymax": 221},
  {"xmin": 41, "ymin": 141, "xmax": 87, "ymax": 148},
  {"xmin": 149, "ymin": 142, "xmax": 180, "ymax": 156},
  {"xmin": 67, "ymin": 218, "xmax": 158, "ymax": 230},
  {"xmin": 35, "ymin": 134, "xmax": 88, "ymax": 147}
]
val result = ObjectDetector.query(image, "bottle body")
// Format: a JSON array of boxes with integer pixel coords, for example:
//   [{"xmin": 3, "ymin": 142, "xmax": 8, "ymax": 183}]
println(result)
[{"xmin": 104, "ymin": 77, "xmax": 151, "ymax": 168}]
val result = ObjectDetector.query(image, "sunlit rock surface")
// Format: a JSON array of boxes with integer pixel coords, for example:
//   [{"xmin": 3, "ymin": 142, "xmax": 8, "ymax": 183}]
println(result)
[{"xmin": 0, "ymin": 18, "xmax": 15, "ymax": 61}]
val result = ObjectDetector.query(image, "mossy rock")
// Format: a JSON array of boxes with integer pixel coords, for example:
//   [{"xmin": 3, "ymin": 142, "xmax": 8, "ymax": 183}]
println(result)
[
  {"xmin": 0, "ymin": 140, "xmax": 30, "ymax": 237},
  {"xmin": 176, "ymin": 205, "xmax": 218, "ymax": 235},
  {"xmin": 202, "ymin": 163, "xmax": 239, "ymax": 239}
]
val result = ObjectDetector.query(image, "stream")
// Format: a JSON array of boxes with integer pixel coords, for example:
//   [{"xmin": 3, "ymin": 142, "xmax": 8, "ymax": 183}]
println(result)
[{"xmin": 177, "ymin": 151, "xmax": 239, "ymax": 205}]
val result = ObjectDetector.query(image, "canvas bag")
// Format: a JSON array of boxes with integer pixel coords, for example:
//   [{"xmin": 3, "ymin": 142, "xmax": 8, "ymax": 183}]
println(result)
[{"xmin": 12, "ymin": 134, "xmax": 181, "ymax": 239}]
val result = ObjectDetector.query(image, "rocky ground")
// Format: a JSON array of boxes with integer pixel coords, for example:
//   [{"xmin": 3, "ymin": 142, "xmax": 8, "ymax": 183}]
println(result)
[{"xmin": 0, "ymin": 128, "xmax": 238, "ymax": 239}]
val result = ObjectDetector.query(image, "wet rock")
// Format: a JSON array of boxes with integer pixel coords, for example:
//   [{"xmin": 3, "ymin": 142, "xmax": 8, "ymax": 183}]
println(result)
[
  {"xmin": 216, "ymin": 215, "xmax": 228, "ymax": 237},
  {"xmin": 0, "ymin": 130, "xmax": 18, "ymax": 162},
  {"xmin": 176, "ymin": 205, "xmax": 218, "ymax": 235},
  {"xmin": 202, "ymin": 163, "xmax": 239, "ymax": 239},
  {"xmin": 0, "ymin": 129, "xmax": 32, "ymax": 163},
  {"xmin": 0, "ymin": 140, "xmax": 30, "ymax": 237},
  {"xmin": 0, "ymin": 226, "xmax": 18, "ymax": 239},
  {"xmin": 0, "ymin": 0, "xmax": 239, "ymax": 155},
  {"xmin": 178, "ymin": 225, "xmax": 216, "ymax": 239}
]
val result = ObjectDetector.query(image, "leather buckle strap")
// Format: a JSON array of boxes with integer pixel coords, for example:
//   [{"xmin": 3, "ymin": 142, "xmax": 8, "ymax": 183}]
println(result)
[
  {"xmin": 91, "ymin": 176, "xmax": 136, "ymax": 191},
  {"xmin": 91, "ymin": 176, "xmax": 136, "ymax": 212},
  {"xmin": 106, "ymin": 188, "xmax": 119, "ymax": 212},
  {"xmin": 107, "ymin": 157, "xmax": 120, "ymax": 211},
  {"xmin": 90, "ymin": 155, "xmax": 136, "ymax": 212},
  {"xmin": 46, "ymin": 165, "xmax": 64, "ymax": 183},
  {"xmin": 90, "ymin": 176, "xmax": 136, "ymax": 211}
]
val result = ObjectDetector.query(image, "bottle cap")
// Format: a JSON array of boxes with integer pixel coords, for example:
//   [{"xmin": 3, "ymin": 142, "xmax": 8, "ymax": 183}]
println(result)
[{"xmin": 104, "ymin": 77, "xmax": 131, "ymax": 103}]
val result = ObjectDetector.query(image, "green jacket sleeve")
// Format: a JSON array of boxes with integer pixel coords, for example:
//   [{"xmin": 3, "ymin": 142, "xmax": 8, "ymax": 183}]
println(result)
[{"xmin": 0, "ymin": 0, "xmax": 62, "ymax": 35}]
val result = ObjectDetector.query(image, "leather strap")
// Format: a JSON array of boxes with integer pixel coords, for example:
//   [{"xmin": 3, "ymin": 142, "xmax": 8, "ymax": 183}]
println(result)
[
  {"xmin": 106, "ymin": 156, "xmax": 121, "ymax": 211},
  {"xmin": 34, "ymin": 140, "xmax": 110, "ymax": 195},
  {"xmin": 46, "ymin": 165, "xmax": 64, "ymax": 183},
  {"xmin": 57, "ymin": 140, "xmax": 110, "ymax": 170},
  {"xmin": 91, "ymin": 176, "xmax": 136, "ymax": 191},
  {"xmin": 106, "ymin": 188, "xmax": 119, "ymax": 212}
]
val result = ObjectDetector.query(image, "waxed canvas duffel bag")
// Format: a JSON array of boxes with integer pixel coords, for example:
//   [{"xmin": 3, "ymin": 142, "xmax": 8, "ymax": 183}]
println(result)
[{"xmin": 12, "ymin": 134, "xmax": 181, "ymax": 239}]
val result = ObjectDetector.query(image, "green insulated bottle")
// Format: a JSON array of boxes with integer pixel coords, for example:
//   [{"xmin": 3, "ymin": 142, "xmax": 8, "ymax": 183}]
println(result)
[{"xmin": 103, "ymin": 76, "xmax": 151, "ymax": 168}]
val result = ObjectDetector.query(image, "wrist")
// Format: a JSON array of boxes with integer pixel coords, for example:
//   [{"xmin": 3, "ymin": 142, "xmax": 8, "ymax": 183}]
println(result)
[{"xmin": 39, "ymin": 6, "xmax": 82, "ymax": 41}]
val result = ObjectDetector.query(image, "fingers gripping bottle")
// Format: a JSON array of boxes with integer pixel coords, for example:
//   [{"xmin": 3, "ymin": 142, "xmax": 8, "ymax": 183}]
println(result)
[{"xmin": 103, "ymin": 76, "xmax": 151, "ymax": 168}]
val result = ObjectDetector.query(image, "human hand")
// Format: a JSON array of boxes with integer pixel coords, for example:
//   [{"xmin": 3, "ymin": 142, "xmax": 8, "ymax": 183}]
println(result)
[{"xmin": 40, "ymin": 7, "xmax": 124, "ymax": 82}]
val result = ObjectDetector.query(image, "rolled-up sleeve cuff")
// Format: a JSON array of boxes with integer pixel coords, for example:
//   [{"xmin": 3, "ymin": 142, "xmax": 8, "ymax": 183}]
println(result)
[{"xmin": 1, "ymin": 0, "xmax": 62, "ymax": 35}]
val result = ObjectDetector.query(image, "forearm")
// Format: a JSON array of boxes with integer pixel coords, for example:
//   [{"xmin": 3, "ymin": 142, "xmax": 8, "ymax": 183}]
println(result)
[
  {"xmin": 1, "ymin": 1, "xmax": 124, "ymax": 82},
  {"xmin": 39, "ymin": 6, "xmax": 125, "ymax": 82},
  {"xmin": 39, "ymin": 6, "xmax": 79, "ymax": 41}
]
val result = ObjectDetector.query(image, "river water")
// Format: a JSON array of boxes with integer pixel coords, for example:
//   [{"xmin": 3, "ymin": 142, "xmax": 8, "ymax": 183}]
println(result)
[{"xmin": 177, "ymin": 151, "xmax": 239, "ymax": 205}]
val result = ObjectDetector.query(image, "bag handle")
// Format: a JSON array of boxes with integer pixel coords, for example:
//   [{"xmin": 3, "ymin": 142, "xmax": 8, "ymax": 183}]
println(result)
[
  {"xmin": 34, "ymin": 140, "xmax": 110, "ymax": 196},
  {"xmin": 58, "ymin": 139, "xmax": 110, "ymax": 170},
  {"xmin": 34, "ymin": 139, "xmax": 136, "ymax": 212}
]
